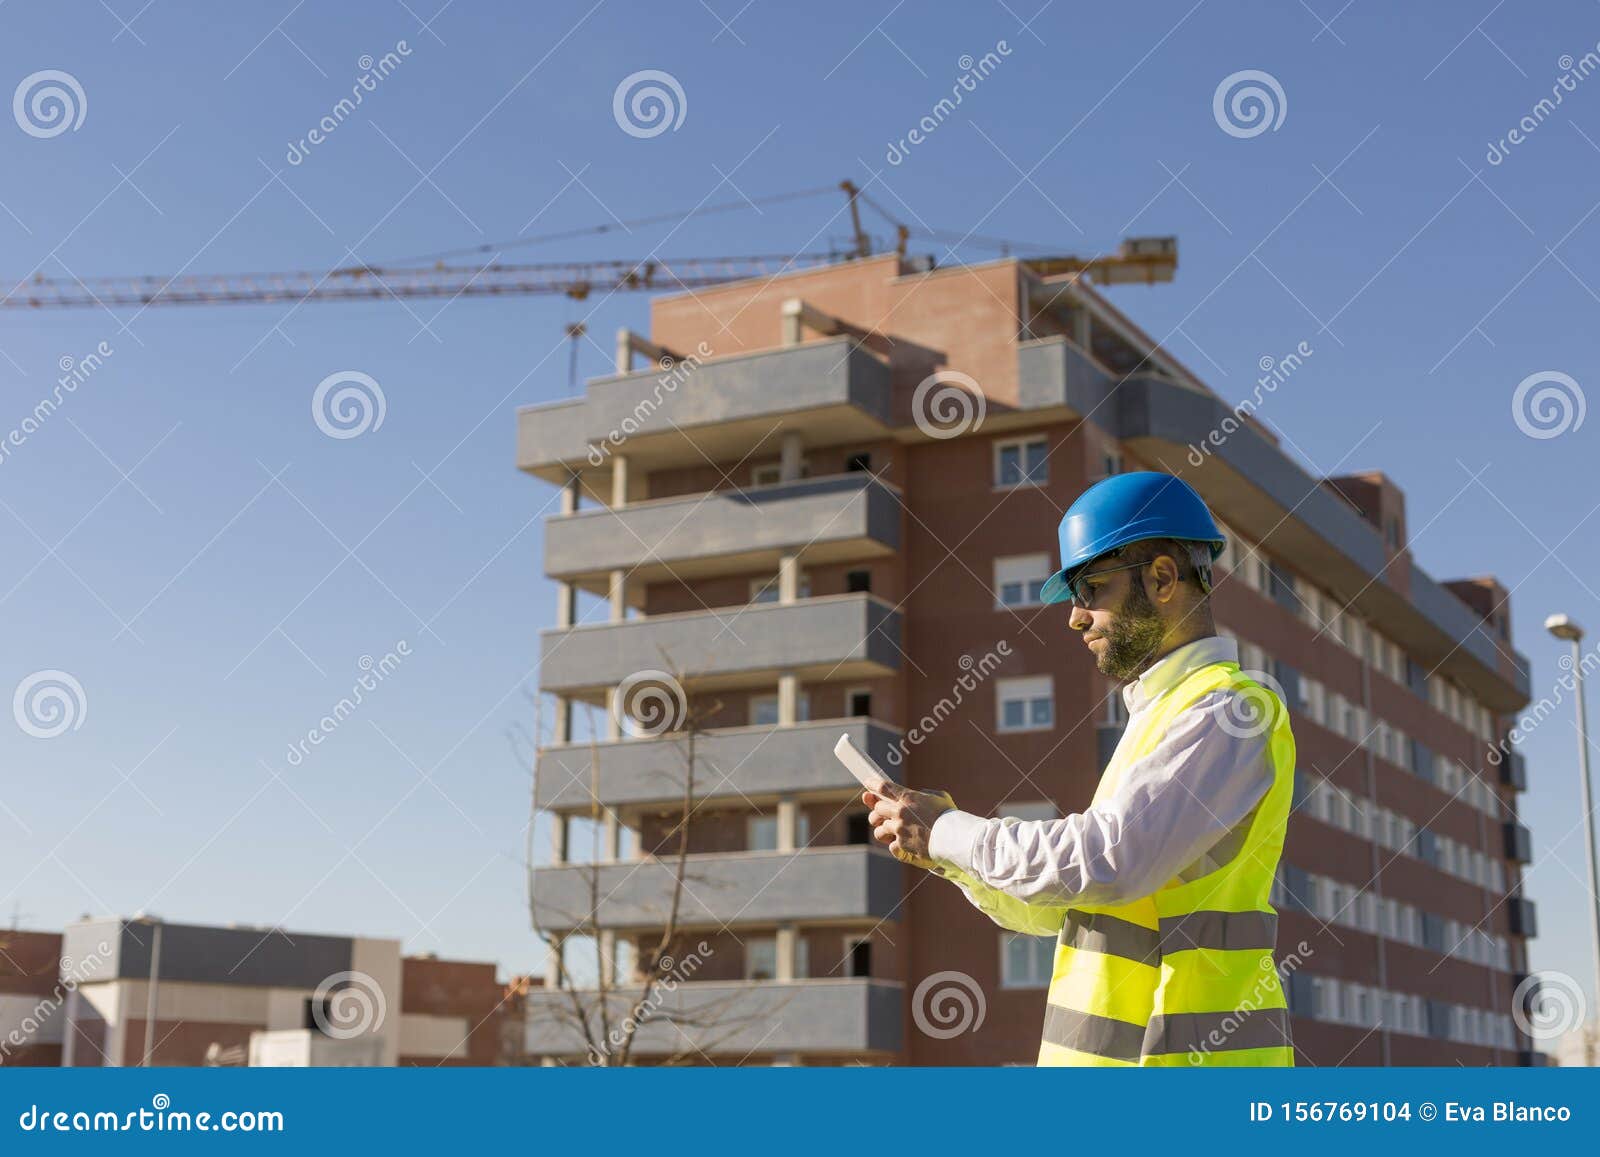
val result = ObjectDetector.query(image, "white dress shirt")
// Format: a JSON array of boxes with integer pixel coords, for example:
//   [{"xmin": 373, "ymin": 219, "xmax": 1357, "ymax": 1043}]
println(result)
[{"xmin": 927, "ymin": 635, "xmax": 1275, "ymax": 912}]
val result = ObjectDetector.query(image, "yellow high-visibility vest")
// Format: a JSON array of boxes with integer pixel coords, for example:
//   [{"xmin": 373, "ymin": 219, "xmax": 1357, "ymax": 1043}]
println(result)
[{"xmin": 1035, "ymin": 657, "xmax": 1296, "ymax": 1066}]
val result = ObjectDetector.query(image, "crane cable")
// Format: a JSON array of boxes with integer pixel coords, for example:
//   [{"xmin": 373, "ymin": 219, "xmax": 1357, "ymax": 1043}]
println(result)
[{"xmin": 374, "ymin": 184, "xmax": 844, "ymax": 268}]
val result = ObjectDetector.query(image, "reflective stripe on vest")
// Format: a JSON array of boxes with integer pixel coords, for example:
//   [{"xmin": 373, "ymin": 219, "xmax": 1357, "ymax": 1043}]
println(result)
[
  {"xmin": 1040, "ymin": 1005, "xmax": 1294, "ymax": 1063},
  {"xmin": 1060, "ymin": 909, "xmax": 1280, "ymax": 964},
  {"xmin": 1036, "ymin": 657, "xmax": 1296, "ymax": 1068}
]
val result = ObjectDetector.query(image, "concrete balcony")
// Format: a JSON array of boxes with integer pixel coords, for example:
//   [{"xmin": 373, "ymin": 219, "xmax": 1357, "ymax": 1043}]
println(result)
[
  {"xmin": 524, "ymin": 978, "xmax": 904, "ymax": 1058},
  {"xmin": 544, "ymin": 472, "xmax": 901, "ymax": 589},
  {"xmin": 531, "ymin": 845, "xmax": 902, "ymax": 932},
  {"xmin": 539, "ymin": 593, "xmax": 901, "ymax": 694},
  {"xmin": 536, "ymin": 717, "xmax": 902, "ymax": 812},
  {"xmin": 517, "ymin": 338, "xmax": 891, "ymax": 484}
]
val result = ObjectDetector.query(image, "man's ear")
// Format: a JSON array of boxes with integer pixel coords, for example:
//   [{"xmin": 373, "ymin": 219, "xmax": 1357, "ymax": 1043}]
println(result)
[{"xmin": 1148, "ymin": 554, "xmax": 1181, "ymax": 605}]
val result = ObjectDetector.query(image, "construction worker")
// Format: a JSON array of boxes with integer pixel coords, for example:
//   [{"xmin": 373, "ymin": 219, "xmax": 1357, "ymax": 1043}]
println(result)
[{"xmin": 866, "ymin": 470, "xmax": 1296, "ymax": 1066}]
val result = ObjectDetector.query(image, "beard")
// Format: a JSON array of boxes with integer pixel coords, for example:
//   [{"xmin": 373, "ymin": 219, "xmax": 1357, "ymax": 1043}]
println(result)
[{"xmin": 1095, "ymin": 578, "xmax": 1168, "ymax": 682}]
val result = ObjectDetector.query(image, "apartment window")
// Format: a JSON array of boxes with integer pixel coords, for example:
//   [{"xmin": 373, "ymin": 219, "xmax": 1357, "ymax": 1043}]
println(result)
[
  {"xmin": 846, "ymin": 451, "xmax": 872, "ymax": 472},
  {"xmin": 749, "ymin": 693, "xmax": 811, "ymax": 726},
  {"xmin": 1000, "ymin": 933, "xmax": 1055, "ymax": 989},
  {"xmin": 846, "ymin": 688, "xmax": 872, "ymax": 717},
  {"xmin": 997, "ymin": 675, "xmax": 1054, "ymax": 733},
  {"xmin": 846, "ymin": 569, "xmax": 872, "ymax": 594},
  {"xmin": 1300, "ymin": 676, "xmax": 1327, "ymax": 727},
  {"xmin": 746, "ymin": 812, "xmax": 810, "ymax": 852},
  {"xmin": 794, "ymin": 937, "xmax": 810, "ymax": 980},
  {"xmin": 750, "ymin": 574, "xmax": 811, "ymax": 603},
  {"xmin": 749, "ymin": 815, "xmax": 778, "ymax": 852},
  {"xmin": 1103, "ymin": 690, "xmax": 1128, "ymax": 727},
  {"xmin": 994, "ymin": 553, "xmax": 1051, "ymax": 608},
  {"xmin": 1094, "ymin": 447, "xmax": 1122, "ymax": 480},
  {"xmin": 842, "ymin": 935, "xmax": 873, "ymax": 978},
  {"xmin": 994, "ymin": 436, "xmax": 1049, "ymax": 487},
  {"xmin": 746, "ymin": 938, "xmax": 777, "ymax": 981},
  {"xmin": 847, "ymin": 812, "xmax": 872, "ymax": 845},
  {"xmin": 751, "ymin": 461, "xmax": 809, "ymax": 486}
]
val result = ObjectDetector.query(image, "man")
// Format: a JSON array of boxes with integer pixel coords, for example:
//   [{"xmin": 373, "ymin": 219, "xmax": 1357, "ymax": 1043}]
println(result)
[{"xmin": 866, "ymin": 470, "xmax": 1297, "ymax": 1066}]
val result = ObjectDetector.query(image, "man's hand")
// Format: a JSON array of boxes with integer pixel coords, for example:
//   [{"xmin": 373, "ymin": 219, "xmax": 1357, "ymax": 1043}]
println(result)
[{"xmin": 864, "ymin": 786, "xmax": 955, "ymax": 868}]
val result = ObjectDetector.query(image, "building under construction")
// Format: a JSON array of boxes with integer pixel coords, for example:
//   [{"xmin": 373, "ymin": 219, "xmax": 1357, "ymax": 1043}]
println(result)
[{"xmin": 517, "ymin": 247, "xmax": 1539, "ymax": 1066}]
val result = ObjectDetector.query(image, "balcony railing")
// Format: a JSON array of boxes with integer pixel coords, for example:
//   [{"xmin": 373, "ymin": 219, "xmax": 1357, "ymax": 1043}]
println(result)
[
  {"xmin": 536, "ymin": 717, "xmax": 902, "ymax": 811},
  {"xmin": 523, "ymin": 978, "xmax": 904, "ymax": 1058},
  {"xmin": 531, "ymin": 845, "xmax": 901, "ymax": 932},
  {"xmin": 539, "ymin": 593, "xmax": 901, "ymax": 694},
  {"xmin": 544, "ymin": 472, "xmax": 900, "ymax": 586}
]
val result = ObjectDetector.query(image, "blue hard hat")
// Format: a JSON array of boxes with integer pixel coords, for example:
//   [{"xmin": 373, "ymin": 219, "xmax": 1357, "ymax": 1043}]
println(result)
[{"xmin": 1039, "ymin": 471, "xmax": 1225, "ymax": 605}]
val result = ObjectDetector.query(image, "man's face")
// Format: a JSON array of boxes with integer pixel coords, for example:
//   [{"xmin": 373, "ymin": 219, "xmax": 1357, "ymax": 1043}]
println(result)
[{"xmin": 1067, "ymin": 558, "xmax": 1168, "ymax": 682}]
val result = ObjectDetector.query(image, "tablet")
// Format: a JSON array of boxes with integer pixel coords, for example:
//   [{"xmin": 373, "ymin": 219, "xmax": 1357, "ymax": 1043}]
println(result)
[{"xmin": 833, "ymin": 732, "xmax": 904, "ymax": 796}]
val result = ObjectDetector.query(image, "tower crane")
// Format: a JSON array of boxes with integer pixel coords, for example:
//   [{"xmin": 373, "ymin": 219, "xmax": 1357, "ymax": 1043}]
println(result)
[{"xmin": 0, "ymin": 182, "xmax": 1176, "ymax": 311}]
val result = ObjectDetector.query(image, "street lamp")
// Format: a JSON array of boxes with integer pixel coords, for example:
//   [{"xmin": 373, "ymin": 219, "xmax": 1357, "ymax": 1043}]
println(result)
[
  {"xmin": 133, "ymin": 912, "xmax": 163, "ymax": 1068},
  {"xmin": 1544, "ymin": 613, "xmax": 1600, "ymax": 1039}
]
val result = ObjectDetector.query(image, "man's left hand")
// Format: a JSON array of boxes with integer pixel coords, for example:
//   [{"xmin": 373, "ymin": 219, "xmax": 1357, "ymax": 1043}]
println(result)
[{"xmin": 865, "ymin": 786, "xmax": 955, "ymax": 867}]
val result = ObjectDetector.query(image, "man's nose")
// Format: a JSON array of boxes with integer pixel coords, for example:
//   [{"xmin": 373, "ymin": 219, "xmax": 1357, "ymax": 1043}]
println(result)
[{"xmin": 1068, "ymin": 604, "xmax": 1092, "ymax": 631}]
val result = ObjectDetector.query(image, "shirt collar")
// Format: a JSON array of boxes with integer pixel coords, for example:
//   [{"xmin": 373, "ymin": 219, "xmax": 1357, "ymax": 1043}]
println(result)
[{"xmin": 1121, "ymin": 634, "xmax": 1238, "ymax": 716}]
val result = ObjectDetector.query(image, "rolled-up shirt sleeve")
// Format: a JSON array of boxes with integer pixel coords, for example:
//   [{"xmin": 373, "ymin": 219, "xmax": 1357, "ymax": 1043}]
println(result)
[{"xmin": 927, "ymin": 690, "xmax": 1274, "ymax": 908}]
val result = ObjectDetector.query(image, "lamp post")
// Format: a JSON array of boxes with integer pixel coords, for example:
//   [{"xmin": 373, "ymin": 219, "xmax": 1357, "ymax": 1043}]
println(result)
[
  {"xmin": 1544, "ymin": 613, "xmax": 1600, "ymax": 1034},
  {"xmin": 134, "ymin": 913, "xmax": 163, "ymax": 1068}
]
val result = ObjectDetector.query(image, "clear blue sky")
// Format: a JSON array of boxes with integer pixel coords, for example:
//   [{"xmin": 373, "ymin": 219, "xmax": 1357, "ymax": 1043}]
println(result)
[{"xmin": 2, "ymin": 0, "xmax": 1598, "ymax": 1010}]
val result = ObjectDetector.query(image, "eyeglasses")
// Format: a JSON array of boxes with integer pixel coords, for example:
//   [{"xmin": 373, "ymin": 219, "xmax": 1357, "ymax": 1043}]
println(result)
[{"xmin": 1068, "ymin": 560, "xmax": 1149, "ymax": 608}]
